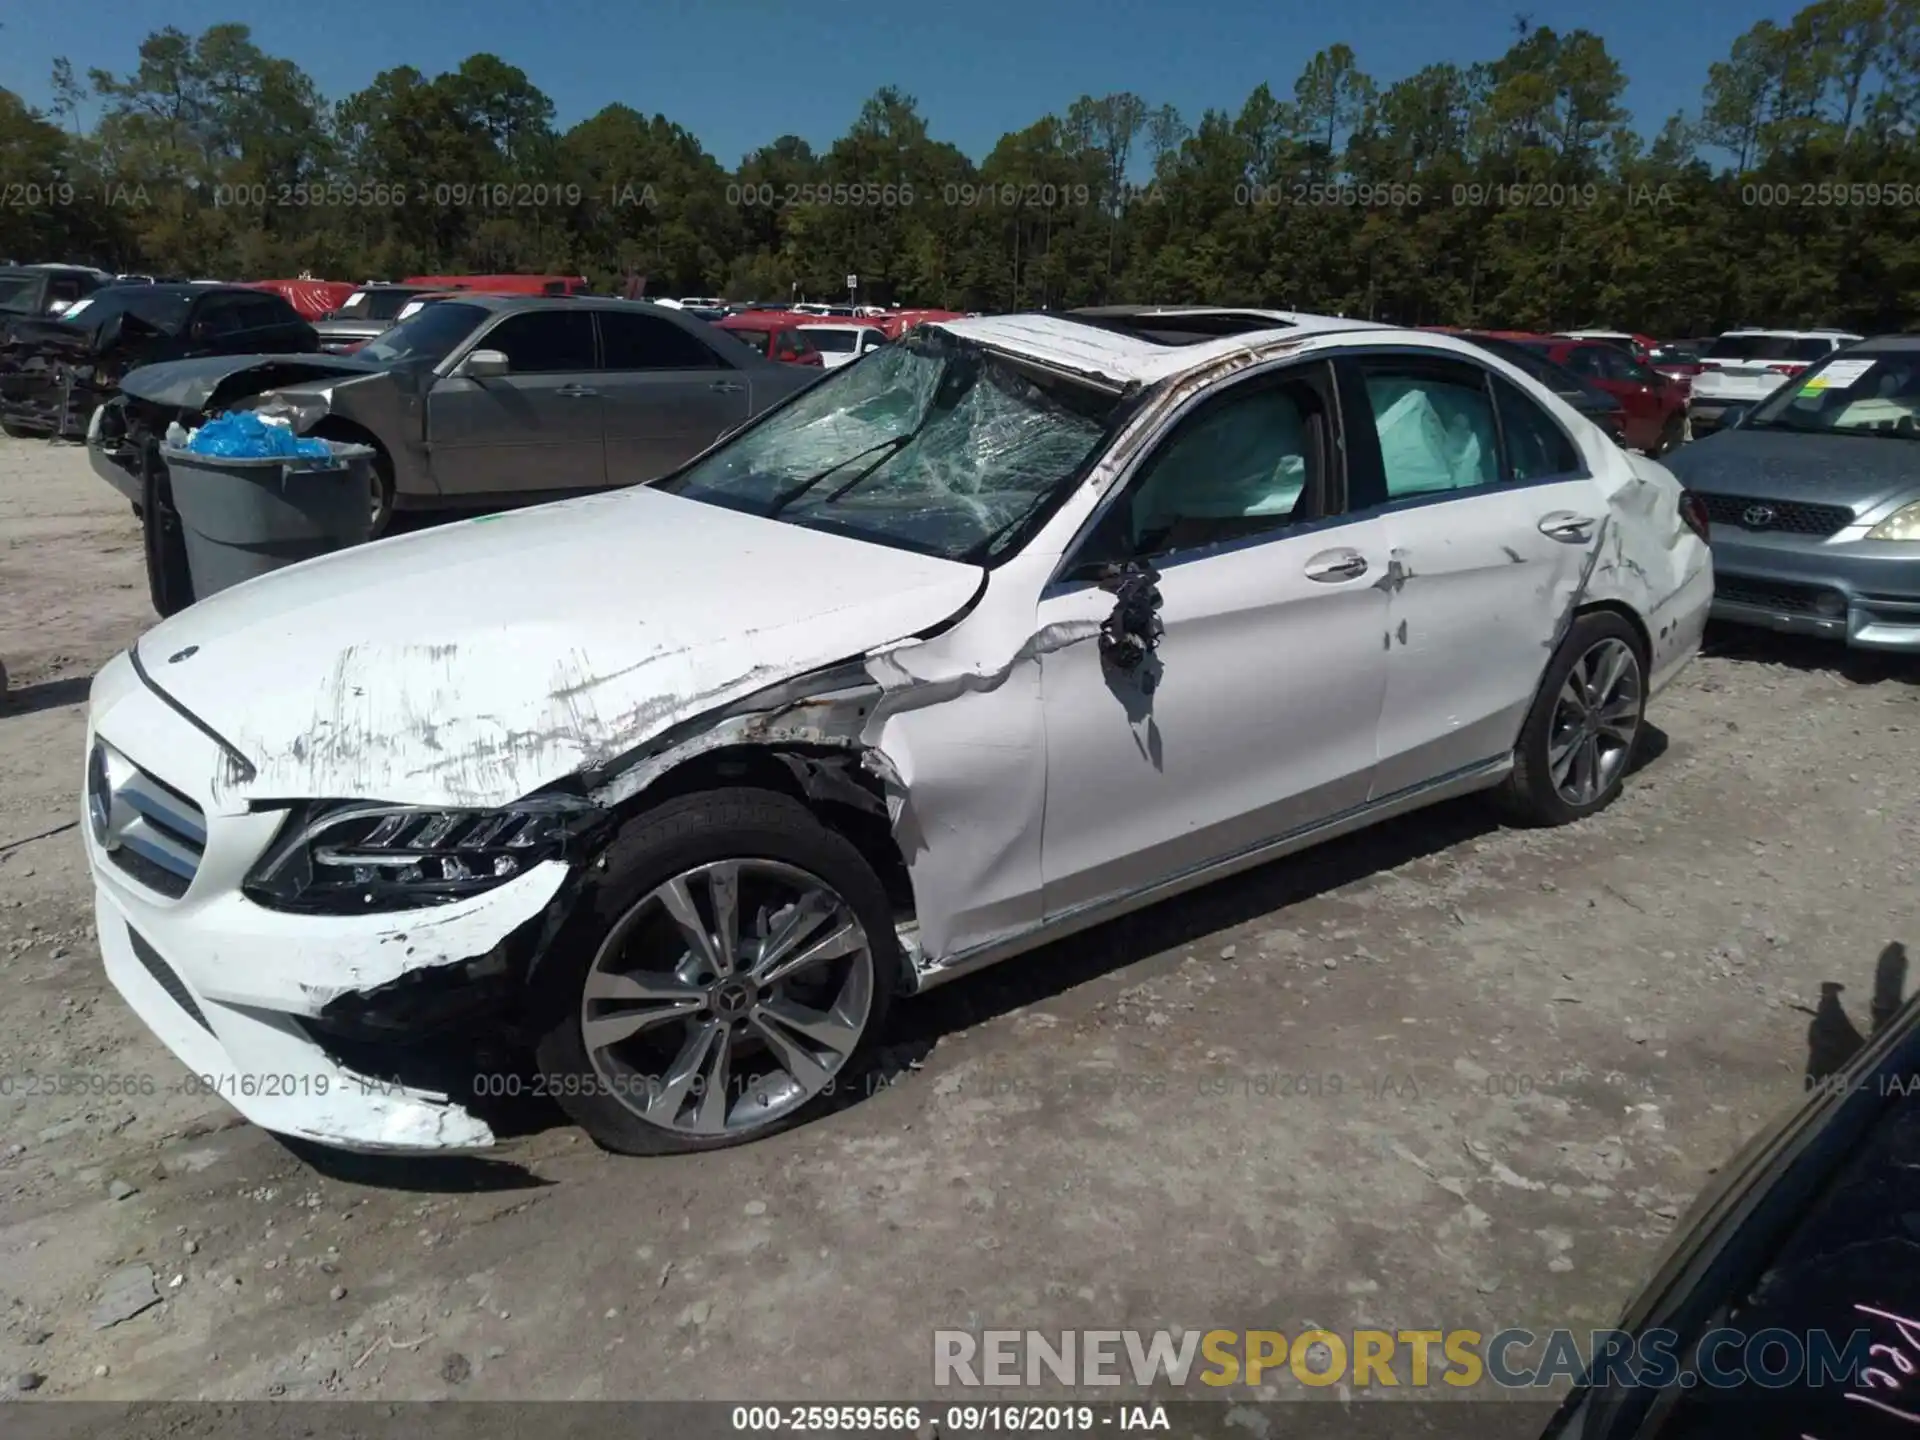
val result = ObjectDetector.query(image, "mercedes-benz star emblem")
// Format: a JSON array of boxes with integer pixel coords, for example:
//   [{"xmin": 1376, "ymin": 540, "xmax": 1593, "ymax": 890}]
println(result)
[{"xmin": 1743, "ymin": 504, "xmax": 1778, "ymax": 529}]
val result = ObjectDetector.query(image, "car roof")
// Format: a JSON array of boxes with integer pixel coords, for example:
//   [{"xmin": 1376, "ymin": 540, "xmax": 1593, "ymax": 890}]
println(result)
[
  {"xmin": 5, "ymin": 263, "xmax": 115, "ymax": 277},
  {"xmin": 1849, "ymin": 334, "xmax": 1920, "ymax": 352},
  {"xmin": 95, "ymin": 282, "xmax": 252, "ymax": 300},
  {"xmin": 1717, "ymin": 327, "xmax": 1863, "ymax": 338},
  {"xmin": 932, "ymin": 309, "xmax": 1446, "ymax": 387}
]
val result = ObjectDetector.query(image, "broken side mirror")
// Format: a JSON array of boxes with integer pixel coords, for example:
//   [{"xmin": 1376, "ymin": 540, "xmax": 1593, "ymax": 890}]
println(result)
[{"xmin": 1096, "ymin": 558, "xmax": 1165, "ymax": 680}]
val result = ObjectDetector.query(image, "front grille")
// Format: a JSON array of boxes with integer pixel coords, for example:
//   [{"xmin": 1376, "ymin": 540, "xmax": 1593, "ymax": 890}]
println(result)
[
  {"xmin": 126, "ymin": 925, "xmax": 213, "ymax": 1033},
  {"xmin": 89, "ymin": 742, "xmax": 206, "ymax": 899},
  {"xmin": 1695, "ymin": 492, "xmax": 1853, "ymax": 538},
  {"xmin": 1714, "ymin": 576, "xmax": 1843, "ymax": 616}
]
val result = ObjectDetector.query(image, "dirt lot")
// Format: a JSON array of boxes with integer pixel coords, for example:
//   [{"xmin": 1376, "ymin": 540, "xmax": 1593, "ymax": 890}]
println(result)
[{"xmin": 1, "ymin": 432, "xmax": 1916, "ymax": 1405}]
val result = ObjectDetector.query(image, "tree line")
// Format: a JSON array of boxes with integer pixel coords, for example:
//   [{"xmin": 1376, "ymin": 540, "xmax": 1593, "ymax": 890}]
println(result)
[{"xmin": 2, "ymin": 1, "xmax": 1918, "ymax": 336}]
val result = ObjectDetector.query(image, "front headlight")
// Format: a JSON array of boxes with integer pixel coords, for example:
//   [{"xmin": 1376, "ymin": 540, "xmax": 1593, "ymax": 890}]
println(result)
[
  {"xmin": 244, "ymin": 795, "xmax": 606, "ymax": 913},
  {"xmin": 1867, "ymin": 501, "xmax": 1920, "ymax": 543}
]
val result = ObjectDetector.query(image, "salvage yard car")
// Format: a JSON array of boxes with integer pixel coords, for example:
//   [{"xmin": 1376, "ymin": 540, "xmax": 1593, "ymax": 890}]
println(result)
[
  {"xmin": 90, "ymin": 295, "xmax": 820, "ymax": 545},
  {"xmin": 798, "ymin": 320, "xmax": 888, "ymax": 368},
  {"xmin": 82, "ymin": 308, "xmax": 1712, "ymax": 1156},
  {"xmin": 1665, "ymin": 334, "xmax": 1920, "ymax": 650},
  {"xmin": 2, "ymin": 282, "xmax": 316, "ymax": 439},
  {"xmin": 312, "ymin": 284, "xmax": 439, "ymax": 353},
  {"xmin": 1688, "ymin": 328, "xmax": 1864, "ymax": 438}
]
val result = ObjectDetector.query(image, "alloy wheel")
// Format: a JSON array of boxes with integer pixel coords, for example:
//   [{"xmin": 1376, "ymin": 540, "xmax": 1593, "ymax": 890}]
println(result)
[
  {"xmin": 580, "ymin": 859, "xmax": 874, "ymax": 1138},
  {"xmin": 1547, "ymin": 637, "xmax": 1642, "ymax": 806}
]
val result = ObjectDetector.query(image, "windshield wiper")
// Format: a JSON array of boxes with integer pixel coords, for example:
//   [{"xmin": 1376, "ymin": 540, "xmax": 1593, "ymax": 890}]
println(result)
[{"xmin": 761, "ymin": 434, "xmax": 914, "ymax": 519}]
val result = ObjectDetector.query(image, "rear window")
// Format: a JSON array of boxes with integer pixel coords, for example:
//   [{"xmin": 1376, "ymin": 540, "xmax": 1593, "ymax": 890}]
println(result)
[
  {"xmin": 1709, "ymin": 334, "xmax": 1837, "ymax": 363},
  {"xmin": 81, "ymin": 289, "xmax": 193, "ymax": 334}
]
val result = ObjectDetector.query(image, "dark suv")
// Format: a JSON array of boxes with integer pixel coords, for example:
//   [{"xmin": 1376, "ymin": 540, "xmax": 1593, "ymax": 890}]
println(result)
[{"xmin": 0, "ymin": 283, "xmax": 316, "ymax": 438}]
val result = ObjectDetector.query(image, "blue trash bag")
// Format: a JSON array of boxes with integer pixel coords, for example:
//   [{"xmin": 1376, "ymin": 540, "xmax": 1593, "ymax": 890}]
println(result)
[{"xmin": 186, "ymin": 411, "xmax": 336, "ymax": 460}]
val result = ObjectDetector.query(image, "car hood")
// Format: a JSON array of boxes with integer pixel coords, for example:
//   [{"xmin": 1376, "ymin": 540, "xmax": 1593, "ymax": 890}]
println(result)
[
  {"xmin": 1664, "ymin": 427, "xmax": 1920, "ymax": 512},
  {"xmin": 133, "ymin": 487, "xmax": 985, "ymax": 812},
  {"xmin": 120, "ymin": 353, "xmax": 380, "ymax": 410}
]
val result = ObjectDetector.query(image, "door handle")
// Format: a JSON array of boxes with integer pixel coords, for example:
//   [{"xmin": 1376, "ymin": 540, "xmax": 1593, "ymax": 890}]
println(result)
[
  {"xmin": 555, "ymin": 384, "xmax": 598, "ymax": 398},
  {"xmin": 1538, "ymin": 511, "xmax": 1597, "ymax": 543},
  {"xmin": 709, "ymin": 380, "xmax": 745, "ymax": 393},
  {"xmin": 1304, "ymin": 549, "xmax": 1369, "ymax": 582}
]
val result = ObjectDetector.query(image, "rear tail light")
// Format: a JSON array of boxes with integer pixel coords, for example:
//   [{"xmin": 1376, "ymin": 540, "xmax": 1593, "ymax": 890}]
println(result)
[
  {"xmin": 1766, "ymin": 363, "xmax": 1808, "ymax": 376},
  {"xmin": 1679, "ymin": 491, "xmax": 1711, "ymax": 542}
]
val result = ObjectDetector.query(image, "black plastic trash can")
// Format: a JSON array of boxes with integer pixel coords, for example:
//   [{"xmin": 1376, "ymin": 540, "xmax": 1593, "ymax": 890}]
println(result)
[{"xmin": 158, "ymin": 440, "xmax": 375, "ymax": 601}]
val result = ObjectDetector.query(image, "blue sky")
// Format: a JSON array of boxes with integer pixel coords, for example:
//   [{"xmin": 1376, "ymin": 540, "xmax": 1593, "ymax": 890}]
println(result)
[{"xmin": 3, "ymin": 0, "xmax": 1803, "ymax": 167}]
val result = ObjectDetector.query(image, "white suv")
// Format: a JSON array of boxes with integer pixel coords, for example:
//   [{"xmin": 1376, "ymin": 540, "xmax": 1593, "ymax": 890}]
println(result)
[{"xmin": 1688, "ymin": 329, "xmax": 1863, "ymax": 438}]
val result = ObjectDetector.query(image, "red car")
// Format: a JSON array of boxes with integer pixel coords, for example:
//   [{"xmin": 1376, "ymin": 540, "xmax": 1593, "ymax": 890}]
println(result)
[
  {"xmin": 1515, "ymin": 336, "xmax": 1688, "ymax": 455},
  {"xmin": 245, "ymin": 279, "xmax": 358, "ymax": 321},
  {"xmin": 716, "ymin": 311, "xmax": 825, "ymax": 366},
  {"xmin": 1555, "ymin": 330, "xmax": 1660, "ymax": 365}
]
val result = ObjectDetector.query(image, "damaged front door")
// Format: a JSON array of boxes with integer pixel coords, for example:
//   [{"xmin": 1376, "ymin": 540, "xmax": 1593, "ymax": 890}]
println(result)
[
  {"xmin": 1338, "ymin": 355, "xmax": 1608, "ymax": 795},
  {"xmin": 1033, "ymin": 362, "xmax": 1391, "ymax": 919}
]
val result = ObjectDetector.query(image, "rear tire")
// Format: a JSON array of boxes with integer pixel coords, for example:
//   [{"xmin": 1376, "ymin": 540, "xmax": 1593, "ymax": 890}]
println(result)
[
  {"xmin": 532, "ymin": 788, "xmax": 899, "ymax": 1157},
  {"xmin": 2, "ymin": 421, "xmax": 46, "ymax": 440},
  {"xmin": 1495, "ymin": 610, "xmax": 1648, "ymax": 827}
]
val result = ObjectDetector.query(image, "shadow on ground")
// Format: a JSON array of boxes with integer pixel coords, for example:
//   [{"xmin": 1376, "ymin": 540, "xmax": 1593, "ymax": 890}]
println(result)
[
  {"xmin": 1703, "ymin": 621, "xmax": 1918, "ymax": 686},
  {"xmin": 1, "ymin": 675, "xmax": 93, "ymax": 717}
]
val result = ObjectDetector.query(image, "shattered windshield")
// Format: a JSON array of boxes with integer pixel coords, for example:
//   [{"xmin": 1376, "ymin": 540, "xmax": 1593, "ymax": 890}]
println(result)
[
  {"xmin": 1745, "ymin": 352, "xmax": 1920, "ymax": 438},
  {"xmin": 656, "ymin": 330, "xmax": 1121, "ymax": 561}
]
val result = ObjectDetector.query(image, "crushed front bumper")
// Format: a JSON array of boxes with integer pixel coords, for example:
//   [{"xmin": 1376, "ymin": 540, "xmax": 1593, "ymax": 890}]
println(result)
[
  {"xmin": 0, "ymin": 366, "xmax": 103, "ymax": 438},
  {"xmin": 85, "ymin": 650, "xmax": 573, "ymax": 1151},
  {"xmin": 1709, "ymin": 528, "xmax": 1920, "ymax": 651}
]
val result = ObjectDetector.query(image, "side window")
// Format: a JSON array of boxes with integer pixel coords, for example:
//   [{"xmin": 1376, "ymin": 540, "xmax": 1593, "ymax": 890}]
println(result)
[
  {"xmin": 238, "ymin": 296, "xmax": 298, "ymax": 330},
  {"xmin": 1562, "ymin": 345, "xmax": 1605, "ymax": 378},
  {"xmin": 1493, "ymin": 377, "xmax": 1582, "ymax": 482},
  {"xmin": 1358, "ymin": 360, "xmax": 1501, "ymax": 499},
  {"xmin": 598, "ymin": 312, "xmax": 723, "ymax": 371},
  {"xmin": 1619, "ymin": 355, "xmax": 1657, "ymax": 385},
  {"xmin": 730, "ymin": 329, "xmax": 772, "ymax": 358},
  {"xmin": 480, "ymin": 310, "xmax": 596, "ymax": 373},
  {"xmin": 191, "ymin": 296, "xmax": 244, "ymax": 338},
  {"xmin": 1081, "ymin": 367, "xmax": 1329, "ymax": 563}
]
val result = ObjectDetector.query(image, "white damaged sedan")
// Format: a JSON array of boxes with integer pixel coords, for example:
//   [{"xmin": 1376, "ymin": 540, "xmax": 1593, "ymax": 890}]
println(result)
[{"xmin": 83, "ymin": 307, "xmax": 1714, "ymax": 1155}]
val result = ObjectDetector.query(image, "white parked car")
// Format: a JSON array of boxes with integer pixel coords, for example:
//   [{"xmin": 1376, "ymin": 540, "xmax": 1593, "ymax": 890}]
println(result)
[
  {"xmin": 798, "ymin": 321, "xmax": 887, "ymax": 368},
  {"xmin": 1688, "ymin": 329, "xmax": 1863, "ymax": 438},
  {"xmin": 83, "ymin": 307, "xmax": 1714, "ymax": 1156}
]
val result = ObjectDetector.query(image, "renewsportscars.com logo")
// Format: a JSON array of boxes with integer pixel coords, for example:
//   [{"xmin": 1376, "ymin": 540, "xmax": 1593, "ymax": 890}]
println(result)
[{"xmin": 933, "ymin": 1326, "xmax": 1882, "ymax": 1391}]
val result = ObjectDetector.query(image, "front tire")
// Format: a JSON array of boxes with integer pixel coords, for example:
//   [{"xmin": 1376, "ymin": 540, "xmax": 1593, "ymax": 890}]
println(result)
[
  {"xmin": 533, "ymin": 788, "xmax": 898, "ymax": 1156},
  {"xmin": 1496, "ymin": 611, "xmax": 1647, "ymax": 827},
  {"xmin": 308, "ymin": 422, "xmax": 395, "ymax": 539}
]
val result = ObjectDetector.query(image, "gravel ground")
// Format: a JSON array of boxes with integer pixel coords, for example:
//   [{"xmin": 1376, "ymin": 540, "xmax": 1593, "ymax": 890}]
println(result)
[{"xmin": 0, "ymin": 432, "xmax": 1915, "ymax": 1404}]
